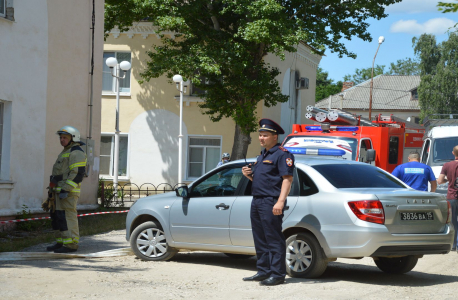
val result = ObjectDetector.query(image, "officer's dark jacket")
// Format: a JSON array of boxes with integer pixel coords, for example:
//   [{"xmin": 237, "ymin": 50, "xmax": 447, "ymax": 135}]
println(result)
[{"xmin": 251, "ymin": 143, "xmax": 295, "ymax": 197}]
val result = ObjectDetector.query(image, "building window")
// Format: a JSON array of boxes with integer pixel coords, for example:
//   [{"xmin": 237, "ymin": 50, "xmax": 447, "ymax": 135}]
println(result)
[
  {"xmin": 100, "ymin": 134, "xmax": 129, "ymax": 177},
  {"xmin": 102, "ymin": 52, "xmax": 132, "ymax": 94},
  {"xmin": 191, "ymin": 76, "xmax": 207, "ymax": 96},
  {"xmin": 0, "ymin": 0, "xmax": 5, "ymax": 17},
  {"xmin": 187, "ymin": 136, "xmax": 221, "ymax": 179},
  {"xmin": 411, "ymin": 88, "xmax": 418, "ymax": 100}
]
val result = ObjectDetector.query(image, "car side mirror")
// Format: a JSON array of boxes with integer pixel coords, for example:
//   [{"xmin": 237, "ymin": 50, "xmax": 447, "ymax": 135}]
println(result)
[
  {"xmin": 366, "ymin": 149, "xmax": 376, "ymax": 162},
  {"xmin": 175, "ymin": 185, "xmax": 189, "ymax": 198}
]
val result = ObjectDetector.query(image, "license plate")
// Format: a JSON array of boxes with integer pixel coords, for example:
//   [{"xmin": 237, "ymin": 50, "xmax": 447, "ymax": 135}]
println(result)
[{"xmin": 400, "ymin": 212, "xmax": 434, "ymax": 221}]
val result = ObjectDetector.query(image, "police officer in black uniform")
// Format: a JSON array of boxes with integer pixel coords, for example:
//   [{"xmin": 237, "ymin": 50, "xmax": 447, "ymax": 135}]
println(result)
[{"xmin": 242, "ymin": 119, "xmax": 295, "ymax": 286}]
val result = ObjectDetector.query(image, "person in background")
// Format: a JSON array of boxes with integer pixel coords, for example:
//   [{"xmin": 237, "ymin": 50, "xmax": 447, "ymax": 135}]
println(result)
[
  {"xmin": 437, "ymin": 145, "xmax": 458, "ymax": 252},
  {"xmin": 45, "ymin": 126, "xmax": 87, "ymax": 253},
  {"xmin": 216, "ymin": 152, "xmax": 231, "ymax": 167},
  {"xmin": 392, "ymin": 151, "xmax": 437, "ymax": 192}
]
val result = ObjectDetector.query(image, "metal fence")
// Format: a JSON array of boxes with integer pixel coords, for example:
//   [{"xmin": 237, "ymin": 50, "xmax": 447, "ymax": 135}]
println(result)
[{"xmin": 99, "ymin": 183, "xmax": 185, "ymax": 207}]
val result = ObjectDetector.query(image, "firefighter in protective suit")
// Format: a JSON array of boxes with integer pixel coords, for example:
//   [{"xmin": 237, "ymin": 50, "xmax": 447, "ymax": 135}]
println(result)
[{"xmin": 46, "ymin": 126, "xmax": 87, "ymax": 253}]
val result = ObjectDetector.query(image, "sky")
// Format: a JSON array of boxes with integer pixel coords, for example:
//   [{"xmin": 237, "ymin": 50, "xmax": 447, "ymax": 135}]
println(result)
[{"xmin": 319, "ymin": 0, "xmax": 458, "ymax": 82}]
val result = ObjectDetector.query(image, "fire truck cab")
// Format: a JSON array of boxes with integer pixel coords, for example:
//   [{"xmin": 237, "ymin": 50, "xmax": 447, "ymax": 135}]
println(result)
[{"xmin": 282, "ymin": 112, "xmax": 424, "ymax": 173}]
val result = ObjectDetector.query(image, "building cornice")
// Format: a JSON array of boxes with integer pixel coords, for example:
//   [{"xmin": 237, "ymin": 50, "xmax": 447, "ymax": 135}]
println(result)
[
  {"xmin": 109, "ymin": 22, "xmax": 176, "ymax": 39},
  {"xmin": 295, "ymin": 44, "xmax": 322, "ymax": 69}
]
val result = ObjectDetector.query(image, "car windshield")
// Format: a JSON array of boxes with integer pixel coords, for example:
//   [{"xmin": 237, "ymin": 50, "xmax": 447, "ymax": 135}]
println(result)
[
  {"xmin": 312, "ymin": 164, "xmax": 406, "ymax": 189},
  {"xmin": 283, "ymin": 135, "xmax": 358, "ymax": 160},
  {"xmin": 433, "ymin": 137, "xmax": 458, "ymax": 163}
]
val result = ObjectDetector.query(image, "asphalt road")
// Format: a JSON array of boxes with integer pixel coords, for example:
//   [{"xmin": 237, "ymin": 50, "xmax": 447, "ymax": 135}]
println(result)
[{"xmin": 0, "ymin": 230, "xmax": 457, "ymax": 300}]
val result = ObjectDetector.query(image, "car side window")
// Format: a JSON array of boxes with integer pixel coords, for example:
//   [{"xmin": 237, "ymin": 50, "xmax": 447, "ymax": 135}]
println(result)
[
  {"xmin": 297, "ymin": 169, "xmax": 319, "ymax": 196},
  {"xmin": 359, "ymin": 139, "xmax": 373, "ymax": 162},
  {"xmin": 190, "ymin": 166, "xmax": 244, "ymax": 197},
  {"xmin": 421, "ymin": 139, "xmax": 430, "ymax": 164},
  {"xmin": 242, "ymin": 168, "xmax": 300, "ymax": 196}
]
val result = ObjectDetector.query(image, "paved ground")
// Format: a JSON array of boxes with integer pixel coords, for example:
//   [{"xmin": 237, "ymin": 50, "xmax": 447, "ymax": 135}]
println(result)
[{"xmin": 0, "ymin": 230, "xmax": 457, "ymax": 300}]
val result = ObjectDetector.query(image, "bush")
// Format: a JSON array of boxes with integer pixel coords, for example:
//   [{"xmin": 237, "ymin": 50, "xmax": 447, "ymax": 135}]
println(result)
[
  {"xmin": 98, "ymin": 178, "xmax": 125, "ymax": 208},
  {"xmin": 16, "ymin": 205, "xmax": 51, "ymax": 231}
]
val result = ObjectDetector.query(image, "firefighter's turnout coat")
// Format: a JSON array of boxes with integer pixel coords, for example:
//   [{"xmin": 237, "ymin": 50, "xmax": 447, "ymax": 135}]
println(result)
[{"xmin": 50, "ymin": 141, "xmax": 86, "ymax": 248}]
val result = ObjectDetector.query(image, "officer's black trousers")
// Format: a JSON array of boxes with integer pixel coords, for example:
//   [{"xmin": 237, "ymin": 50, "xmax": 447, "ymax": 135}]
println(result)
[{"xmin": 250, "ymin": 197, "xmax": 286, "ymax": 279}]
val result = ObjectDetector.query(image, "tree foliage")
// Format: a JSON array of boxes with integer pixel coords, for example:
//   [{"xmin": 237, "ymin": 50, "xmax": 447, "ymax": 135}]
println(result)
[
  {"xmin": 104, "ymin": 0, "xmax": 402, "ymax": 158},
  {"xmin": 413, "ymin": 33, "xmax": 458, "ymax": 120},
  {"xmin": 388, "ymin": 57, "xmax": 420, "ymax": 75},
  {"xmin": 342, "ymin": 57, "xmax": 420, "ymax": 86},
  {"xmin": 315, "ymin": 67, "xmax": 342, "ymax": 101},
  {"xmin": 438, "ymin": 1, "xmax": 458, "ymax": 13},
  {"xmin": 343, "ymin": 65, "xmax": 386, "ymax": 85}
]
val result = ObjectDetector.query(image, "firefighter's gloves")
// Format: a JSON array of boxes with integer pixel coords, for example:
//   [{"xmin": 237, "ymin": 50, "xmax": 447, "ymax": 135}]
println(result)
[
  {"xmin": 59, "ymin": 191, "xmax": 69, "ymax": 199},
  {"xmin": 42, "ymin": 199, "xmax": 50, "ymax": 212}
]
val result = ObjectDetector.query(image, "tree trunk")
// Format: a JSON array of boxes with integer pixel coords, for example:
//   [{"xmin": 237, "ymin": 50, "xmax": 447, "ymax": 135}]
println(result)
[{"xmin": 231, "ymin": 123, "xmax": 252, "ymax": 161}]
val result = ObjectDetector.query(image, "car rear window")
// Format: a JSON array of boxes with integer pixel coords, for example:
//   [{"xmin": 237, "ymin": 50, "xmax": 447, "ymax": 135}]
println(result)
[{"xmin": 312, "ymin": 164, "xmax": 406, "ymax": 189}]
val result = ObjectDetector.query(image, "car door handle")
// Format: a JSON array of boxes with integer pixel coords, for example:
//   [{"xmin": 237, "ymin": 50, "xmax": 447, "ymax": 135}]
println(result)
[
  {"xmin": 284, "ymin": 205, "xmax": 290, "ymax": 211},
  {"xmin": 215, "ymin": 203, "xmax": 230, "ymax": 210}
]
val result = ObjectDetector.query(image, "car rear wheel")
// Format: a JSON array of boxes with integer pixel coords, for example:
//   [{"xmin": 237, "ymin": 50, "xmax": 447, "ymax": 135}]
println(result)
[
  {"xmin": 130, "ymin": 221, "xmax": 177, "ymax": 261},
  {"xmin": 223, "ymin": 253, "xmax": 254, "ymax": 259},
  {"xmin": 374, "ymin": 256, "xmax": 418, "ymax": 274},
  {"xmin": 286, "ymin": 232, "xmax": 328, "ymax": 278}
]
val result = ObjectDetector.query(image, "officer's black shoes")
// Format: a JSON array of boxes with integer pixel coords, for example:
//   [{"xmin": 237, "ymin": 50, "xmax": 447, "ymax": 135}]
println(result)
[
  {"xmin": 54, "ymin": 247, "xmax": 77, "ymax": 253},
  {"xmin": 259, "ymin": 277, "xmax": 285, "ymax": 286},
  {"xmin": 46, "ymin": 243, "xmax": 63, "ymax": 251},
  {"xmin": 243, "ymin": 273, "xmax": 270, "ymax": 281}
]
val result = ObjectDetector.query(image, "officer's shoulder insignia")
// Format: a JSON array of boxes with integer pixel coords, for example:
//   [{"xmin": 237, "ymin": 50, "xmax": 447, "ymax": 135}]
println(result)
[
  {"xmin": 279, "ymin": 146, "xmax": 289, "ymax": 152},
  {"xmin": 286, "ymin": 158, "xmax": 293, "ymax": 167}
]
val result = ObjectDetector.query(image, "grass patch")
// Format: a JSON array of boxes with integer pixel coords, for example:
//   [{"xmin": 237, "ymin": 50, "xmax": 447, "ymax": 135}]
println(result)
[{"xmin": 0, "ymin": 208, "xmax": 127, "ymax": 252}]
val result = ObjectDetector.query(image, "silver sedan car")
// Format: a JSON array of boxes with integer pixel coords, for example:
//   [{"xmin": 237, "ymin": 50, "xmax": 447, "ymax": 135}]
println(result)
[{"xmin": 126, "ymin": 156, "xmax": 454, "ymax": 278}]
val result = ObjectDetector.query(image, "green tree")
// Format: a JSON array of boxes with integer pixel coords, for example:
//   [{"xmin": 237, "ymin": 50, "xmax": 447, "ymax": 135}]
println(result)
[
  {"xmin": 343, "ymin": 65, "xmax": 386, "ymax": 85},
  {"xmin": 105, "ymin": 0, "xmax": 402, "ymax": 159},
  {"xmin": 413, "ymin": 33, "xmax": 458, "ymax": 120},
  {"xmin": 315, "ymin": 67, "xmax": 342, "ymax": 102},
  {"xmin": 438, "ymin": 1, "xmax": 458, "ymax": 13},
  {"xmin": 387, "ymin": 57, "xmax": 420, "ymax": 75}
]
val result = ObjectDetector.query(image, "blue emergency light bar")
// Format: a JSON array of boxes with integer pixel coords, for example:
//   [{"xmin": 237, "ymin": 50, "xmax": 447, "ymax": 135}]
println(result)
[
  {"xmin": 284, "ymin": 147, "xmax": 346, "ymax": 156},
  {"xmin": 305, "ymin": 126, "xmax": 359, "ymax": 132}
]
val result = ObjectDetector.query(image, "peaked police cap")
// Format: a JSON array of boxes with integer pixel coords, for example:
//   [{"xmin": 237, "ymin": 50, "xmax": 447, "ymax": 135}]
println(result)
[{"xmin": 258, "ymin": 118, "xmax": 285, "ymax": 135}]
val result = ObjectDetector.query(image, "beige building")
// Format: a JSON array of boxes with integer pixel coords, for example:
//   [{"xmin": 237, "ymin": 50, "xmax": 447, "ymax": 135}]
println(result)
[
  {"xmin": 103, "ymin": 22, "xmax": 321, "ymax": 186},
  {"xmin": 0, "ymin": 0, "xmax": 104, "ymax": 218}
]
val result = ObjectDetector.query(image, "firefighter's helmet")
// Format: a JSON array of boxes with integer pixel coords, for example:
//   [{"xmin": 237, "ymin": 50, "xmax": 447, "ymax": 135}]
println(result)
[
  {"xmin": 222, "ymin": 153, "xmax": 230, "ymax": 159},
  {"xmin": 57, "ymin": 126, "xmax": 81, "ymax": 142}
]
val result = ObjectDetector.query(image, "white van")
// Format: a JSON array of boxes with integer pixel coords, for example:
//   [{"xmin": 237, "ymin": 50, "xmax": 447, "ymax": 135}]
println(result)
[{"xmin": 420, "ymin": 116, "xmax": 458, "ymax": 194}]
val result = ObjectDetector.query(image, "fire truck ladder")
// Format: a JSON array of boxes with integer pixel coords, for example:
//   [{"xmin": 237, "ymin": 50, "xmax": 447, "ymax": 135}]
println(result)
[{"xmin": 305, "ymin": 106, "xmax": 376, "ymax": 127}]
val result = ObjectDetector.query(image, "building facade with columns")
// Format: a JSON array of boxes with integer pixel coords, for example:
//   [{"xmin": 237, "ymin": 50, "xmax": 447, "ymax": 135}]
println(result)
[{"xmin": 102, "ymin": 22, "xmax": 322, "ymax": 186}]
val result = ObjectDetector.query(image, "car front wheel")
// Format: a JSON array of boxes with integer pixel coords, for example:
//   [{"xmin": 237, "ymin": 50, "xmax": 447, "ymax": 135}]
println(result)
[
  {"xmin": 285, "ymin": 232, "xmax": 328, "ymax": 278},
  {"xmin": 374, "ymin": 256, "xmax": 418, "ymax": 274},
  {"xmin": 130, "ymin": 221, "xmax": 177, "ymax": 261}
]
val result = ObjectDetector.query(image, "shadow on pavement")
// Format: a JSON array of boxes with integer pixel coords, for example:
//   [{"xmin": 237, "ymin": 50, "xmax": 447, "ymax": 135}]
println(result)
[
  {"xmin": 169, "ymin": 252, "xmax": 258, "ymax": 272},
  {"xmin": 286, "ymin": 261, "xmax": 458, "ymax": 287}
]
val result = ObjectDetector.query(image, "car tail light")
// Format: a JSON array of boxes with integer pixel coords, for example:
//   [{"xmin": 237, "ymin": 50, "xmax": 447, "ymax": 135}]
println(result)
[
  {"xmin": 348, "ymin": 200, "xmax": 385, "ymax": 224},
  {"xmin": 446, "ymin": 200, "xmax": 452, "ymax": 224}
]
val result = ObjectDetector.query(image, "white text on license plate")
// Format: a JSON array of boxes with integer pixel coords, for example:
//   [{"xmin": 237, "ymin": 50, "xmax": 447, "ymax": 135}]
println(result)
[{"xmin": 400, "ymin": 212, "xmax": 434, "ymax": 221}]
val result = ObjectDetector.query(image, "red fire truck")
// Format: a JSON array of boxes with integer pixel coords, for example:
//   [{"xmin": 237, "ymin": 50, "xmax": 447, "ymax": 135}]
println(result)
[{"xmin": 282, "ymin": 107, "xmax": 424, "ymax": 173}]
